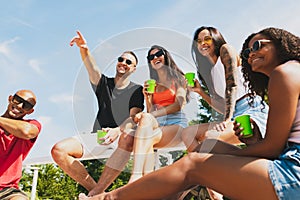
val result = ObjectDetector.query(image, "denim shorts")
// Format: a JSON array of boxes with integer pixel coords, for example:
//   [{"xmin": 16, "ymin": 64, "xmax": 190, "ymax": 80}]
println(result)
[
  {"xmin": 233, "ymin": 96, "xmax": 269, "ymax": 138},
  {"xmin": 156, "ymin": 111, "xmax": 188, "ymax": 128},
  {"xmin": 268, "ymin": 142, "xmax": 300, "ymax": 200}
]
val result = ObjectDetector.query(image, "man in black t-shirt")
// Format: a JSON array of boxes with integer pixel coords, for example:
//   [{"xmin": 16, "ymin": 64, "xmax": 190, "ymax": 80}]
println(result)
[{"xmin": 51, "ymin": 31, "xmax": 144, "ymax": 193}]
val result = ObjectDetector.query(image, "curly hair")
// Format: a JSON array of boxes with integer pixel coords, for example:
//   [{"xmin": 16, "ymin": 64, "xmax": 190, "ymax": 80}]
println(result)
[{"xmin": 241, "ymin": 27, "xmax": 300, "ymax": 103}]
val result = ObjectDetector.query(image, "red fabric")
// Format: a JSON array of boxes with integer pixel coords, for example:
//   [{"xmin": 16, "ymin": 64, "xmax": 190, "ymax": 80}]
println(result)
[
  {"xmin": 152, "ymin": 83, "xmax": 176, "ymax": 109},
  {"xmin": 0, "ymin": 119, "xmax": 41, "ymax": 190}
]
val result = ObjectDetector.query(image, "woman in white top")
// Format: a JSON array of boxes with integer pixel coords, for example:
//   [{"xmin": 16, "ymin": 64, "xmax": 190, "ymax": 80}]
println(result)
[
  {"xmin": 79, "ymin": 27, "xmax": 300, "ymax": 200},
  {"xmin": 182, "ymin": 26, "xmax": 269, "ymax": 154}
]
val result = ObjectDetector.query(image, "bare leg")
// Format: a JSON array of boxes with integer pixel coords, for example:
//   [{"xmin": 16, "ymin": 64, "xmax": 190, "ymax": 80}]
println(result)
[
  {"xmin": 51, "ymin": 137, "xmax": 96, "ymax": 191},
  {"xmin": 182, "ymin": 124, "xmax": 208, "ymax": 152},
  {"xmin": 182, "ymin": 122, "xmax": 241, "ymax": 152},
  {"xmin": 130, "ymin": 112, "xmax": 185, "ymax": 182},
  {"xmin": 88, "ymin": 131, "xmax": 134, "ymax": 196},
  {"xmin": 10, "ymin": 195, "xmax": 29, "ymax": 200},
  {"xmin": 79, "ymin": 141, "xmax": 277, "ymax": 200},
  {"xmin": 129, "ymin": 113, "xmax": 161, "ymax": 182}
]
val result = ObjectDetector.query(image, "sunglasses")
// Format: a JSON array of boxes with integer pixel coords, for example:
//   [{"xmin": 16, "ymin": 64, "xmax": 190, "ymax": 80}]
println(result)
[
  {"xmin": 12, "ymin": 94, "xmax": 34, "ymax": 110},
  {"xmin": 242, "ymin": 39, "xmax": 271, "ymax": 59},
  {"xmin": 117, "ymin": 57, "xmax": 133, "ymax": 65},
  {"xmin": 196, "ymin": 36, "xmax": 213, "ymax": 45},
  {"xmin": 147, "ymin": 49, "xmax": 164, "ymax": 61}
]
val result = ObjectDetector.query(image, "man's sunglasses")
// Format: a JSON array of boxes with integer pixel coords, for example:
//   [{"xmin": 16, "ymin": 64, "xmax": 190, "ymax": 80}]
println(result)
[
  {"xmin": 118, "ymin": 57, "xmax": 133, "ymax": 65},
  {"xmin": 196, "ymin": 36, "xmax": 213, "ymax": 45},
  {"xmin": 147, "ymin": 49, "xmax": 164, "ymax": 61},
  {"xmin": 12, "ymin": 94, "xmax": 34, "ymax": 110},
  {"xmin": 242, "ymin": 39, "xmax": 271, "ymax": 59}
]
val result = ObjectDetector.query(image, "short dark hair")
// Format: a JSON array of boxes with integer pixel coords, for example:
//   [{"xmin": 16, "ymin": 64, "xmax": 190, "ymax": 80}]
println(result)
[{"xmin": 124, "ymin": 51, "xmax": 138, "ymax": 65}]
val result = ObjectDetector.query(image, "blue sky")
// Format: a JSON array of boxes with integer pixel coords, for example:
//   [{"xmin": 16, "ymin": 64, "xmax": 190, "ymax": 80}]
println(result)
[{"xmin": 1, "ymin": 0, "xmax": 299, "ymax": 161}]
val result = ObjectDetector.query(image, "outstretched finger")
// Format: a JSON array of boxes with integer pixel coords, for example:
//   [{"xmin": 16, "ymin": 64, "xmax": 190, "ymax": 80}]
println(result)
[{"xmin": 69, "ymin": 36, "xmax": 79, "ymax": 46}]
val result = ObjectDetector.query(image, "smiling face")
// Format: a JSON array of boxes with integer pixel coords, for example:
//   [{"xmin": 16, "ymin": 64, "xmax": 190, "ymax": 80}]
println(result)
[
  {"xmin": 148, "ymin": 48, "xmax": 165, "ymax": 70},
  {"xmin": 6, "ymin": 90, "xmax": 36, "ymax": 119},
  {"xmin": 116, "ymin": 52, "xmax": 137, "ymax": 75},
  {"xmin": 197, "ymin": 29, "xmax": 215, "ymax": 58},
  {"xmin": 247, "ymin": 34, "xmax": 280, "ymax": 75}
]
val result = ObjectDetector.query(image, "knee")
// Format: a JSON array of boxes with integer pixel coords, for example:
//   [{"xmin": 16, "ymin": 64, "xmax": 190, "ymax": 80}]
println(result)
[
  {"xmin": 51, "ymin": 141, "xmax": 66, "ymax": 162},
  {"xmin": 138, "ymin": 113, "xmax": 158, "ymax": 128},
  {"xmin": 51, "ymin": 138, "xmax": 82, "ymax": 162},
  {"xmin": 117, "ymin": 133, "xmax": 134, "ymax": 152},
  {"xmin": 180, "ymin": 152, "xmax": 206, "ymax": 184}
]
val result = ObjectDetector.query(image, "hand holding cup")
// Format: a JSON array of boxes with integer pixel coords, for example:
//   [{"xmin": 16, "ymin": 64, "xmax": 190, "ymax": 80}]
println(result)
[
  {"xmin": 234, "ymin": 114, "xmax": 253, "ymax": 138},
  {"xmin": 146, "ymin": 79, "xmax": 156, "ymax": 94},
  {"xmin": 185, "ymin": 72, "xmax": 195, "ymax": 87}
]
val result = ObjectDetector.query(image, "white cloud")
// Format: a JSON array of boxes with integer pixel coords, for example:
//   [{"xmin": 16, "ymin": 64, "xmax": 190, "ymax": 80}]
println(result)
[
  {"xmin": 49, "ymin": 93, "xmax": 73, "ymax": 104},
  {"xmin": 37, "ymin": 116, "xmax": 52, "ymax": 126},
  {"xmin": 0, "ymin": 37, "xmax": 20, "ymax": 58},
  {"xmin": 29, "ymin": 59, "xmax": 43, "ymax": 75},
  {"xmin": 13, "ymin": 17, "xmax": 35, "ymax": 29}
]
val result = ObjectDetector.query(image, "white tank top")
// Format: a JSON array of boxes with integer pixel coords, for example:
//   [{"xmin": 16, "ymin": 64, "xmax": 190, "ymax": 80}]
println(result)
[
  {"xmin": 211, "ymin": 57, "xmax": 247, "ymax": 101},
  {"xmin": 289, "ymin": 99, "xmax": 300, "ymax": 143}
]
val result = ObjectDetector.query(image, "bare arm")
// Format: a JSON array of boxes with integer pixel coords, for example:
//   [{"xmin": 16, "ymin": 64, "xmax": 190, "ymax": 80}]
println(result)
[
  {"xmin": 151, "ymin": 86, "xmax": 186, "ymax": 118},
  {"xmin": 191, "ymin": 76, "xmax": 227, "ymax": 114},
  {"xmin": 232, "ymin": 62, "xmax": 300, "ymax": 158},
  {"xmin": 70, "ymin": 30, "xmax": 101, "ymax": 85},
  {"xmin": 220, "ymin": 44, "xmax": 239, "ymax": 122},
  {"xmin": 0, "ymin": 117, "xmax": 39, "ymax": 139}
]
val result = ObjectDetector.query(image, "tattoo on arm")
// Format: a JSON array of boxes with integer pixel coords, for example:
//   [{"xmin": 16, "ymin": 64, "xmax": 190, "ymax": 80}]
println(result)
[{"xmin": 220, "ymin": 45, "xmax": 238, "ymax": 121}]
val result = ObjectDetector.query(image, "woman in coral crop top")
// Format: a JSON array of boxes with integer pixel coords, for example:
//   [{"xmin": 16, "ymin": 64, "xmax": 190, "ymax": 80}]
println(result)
[{"xmin": 128, "ymin": 45, "xmax": 189, "ymax": 182}]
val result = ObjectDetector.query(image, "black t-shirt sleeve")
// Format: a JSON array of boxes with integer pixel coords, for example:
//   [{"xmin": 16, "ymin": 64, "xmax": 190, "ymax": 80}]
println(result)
[{"xmin": 129, "ymin": 85, "xmax": 144, "ymax": 111}]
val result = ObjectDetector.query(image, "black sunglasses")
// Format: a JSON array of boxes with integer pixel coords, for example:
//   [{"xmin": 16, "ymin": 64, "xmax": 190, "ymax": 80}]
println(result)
[
  {"xmin": 118, "ymin": 57, "xmax": 133, "ymax": 65},
  {"xmin": 242, "ymin": 39, "xmax": 271, "ymax": 59},
  {"xmin": 12, "ymin": 94, "xmax": 34, "ymax": 110},
  {"xmin": 147, "ymin": 49, "xmax": 164, "ymax": 61}
]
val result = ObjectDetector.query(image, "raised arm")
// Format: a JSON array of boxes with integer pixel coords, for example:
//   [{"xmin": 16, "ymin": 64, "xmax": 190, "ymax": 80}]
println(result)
[
  {"xmin": 70, "ymin": 30, "xmax": 101, "ymax": 85},
  {"xmin": 220, "ymin": 44, "xmax": 239, "ymax": 122}
]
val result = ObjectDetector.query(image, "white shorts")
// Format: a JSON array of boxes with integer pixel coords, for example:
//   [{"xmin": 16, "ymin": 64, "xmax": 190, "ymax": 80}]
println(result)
[{"xmin": 72, "ymin": 133, "xmax": 118, "ymax": 160}]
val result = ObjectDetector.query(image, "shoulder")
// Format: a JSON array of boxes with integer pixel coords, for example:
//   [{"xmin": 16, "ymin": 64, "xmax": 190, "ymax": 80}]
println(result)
[
  {"xmin": 220, "ymin": 44, "xmax": 237, "ymax": 55},
  {"xmin": 275, "ymin": 61, "xmax": 300, "ymax": 75},
  {"xmin": 129, "ymin": 82, "xmax": 143, "ymax": 89},
  {"xmin": 270, "ymin": 61, "xmax": 300, "ymax": 93},
  {"xmin": 273, "ymin": 61, "xmax": 300, "ymax": 77},
  {"xmin": 219, "ymin": 44, "xmax": 239, "ymax": 66}
]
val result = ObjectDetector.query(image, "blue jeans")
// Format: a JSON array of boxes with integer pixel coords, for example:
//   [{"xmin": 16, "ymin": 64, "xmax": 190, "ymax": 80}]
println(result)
[
  {"xmin": 268, "ymin": 142, "xmax": 300, "ymax": 200},
  {"xmin": 156, "ymin": 111, "xmax": 188, "ymax": 128}
]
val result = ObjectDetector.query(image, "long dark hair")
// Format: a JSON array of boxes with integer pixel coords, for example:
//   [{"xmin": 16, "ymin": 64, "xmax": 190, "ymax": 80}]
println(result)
[
  {"xmin": 147, "ymin": 45, "xmax": 185, "ymax": 86},
  {"xmin": 147, "ymin": 45, "xmax": 189, "ymax": 101},
  {"xmin": 191, "ymin": 26, "xmax": 226, "ymax": 90},
  {"xmin": 241, "ymin": 27, "xmax": 300, "ymax": 101}
]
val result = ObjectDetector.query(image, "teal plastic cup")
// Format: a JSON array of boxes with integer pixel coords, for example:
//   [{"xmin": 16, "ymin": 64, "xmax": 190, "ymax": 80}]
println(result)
[
  {"xmin": 97, "ymin": 130, "xmax": 107, "ymax": 144},
  {"xmin": 234, "ymin": 114, "xmax": 253, "ymax": 138},
  {"xmin": 147, "ymin": 79, "xmax": 156, "ymax": 94},
  {"xmin": 185, "ymin": 72, "xmax": 195, "ymax": 87}
]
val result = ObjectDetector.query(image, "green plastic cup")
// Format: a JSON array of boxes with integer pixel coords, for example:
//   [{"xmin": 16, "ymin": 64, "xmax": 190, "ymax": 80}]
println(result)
[
  {"xmin": 97, "ymin": 130, "xmax": 107, "ymax": 144},
  {"xmin": 185, "ymin": 72, "xmax": 195, "ymax": 87},
  {"xmin": 234, "ymin": 114, "xmax": 253, "ymax": 138},
  {"xmin": 147, "ymin": 79, "xmax": 156, "ymax": 94}
]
